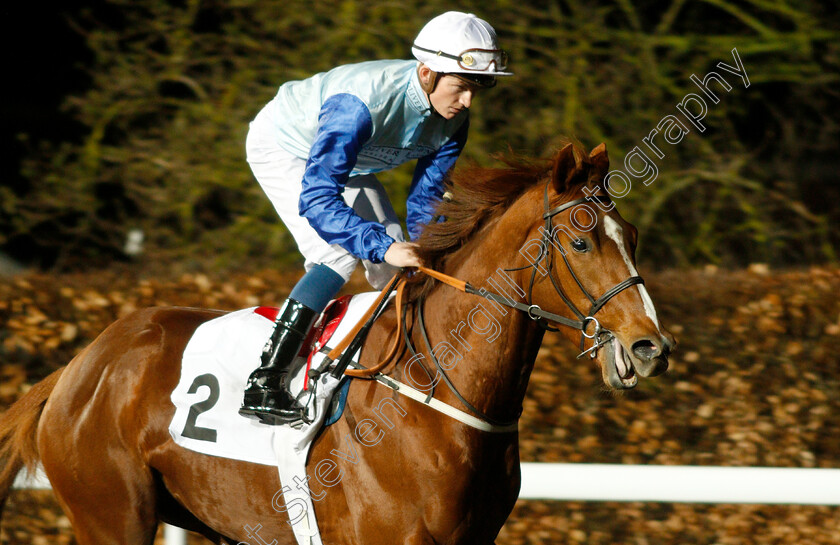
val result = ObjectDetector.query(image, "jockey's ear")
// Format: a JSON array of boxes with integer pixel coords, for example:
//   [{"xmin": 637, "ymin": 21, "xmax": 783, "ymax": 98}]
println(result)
[
  {"xmin": 589, "ymin": 143, "xmax": 610, "ymax": 182},
  {"xmin": 418, "ymin": 64, "xmax": 439, "ymax": 94},
  {"xmin": 551, "ymin": 143, "xmax": 588, "ymax": 193}
]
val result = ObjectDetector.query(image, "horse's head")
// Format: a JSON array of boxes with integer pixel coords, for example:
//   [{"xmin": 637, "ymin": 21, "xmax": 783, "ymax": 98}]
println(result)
[{"xmin": 525, "ymin": 142, "xmax": 676, "ymax": 389}]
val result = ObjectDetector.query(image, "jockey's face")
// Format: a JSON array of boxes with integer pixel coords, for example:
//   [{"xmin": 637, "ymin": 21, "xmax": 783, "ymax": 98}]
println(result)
[
  {"xmin": 429, "ymin": 75, "xmax": 477, "ymax": 119},
  {"xmin": 419, "ymin": 65, "xmax": 478, "ymax": 120}
]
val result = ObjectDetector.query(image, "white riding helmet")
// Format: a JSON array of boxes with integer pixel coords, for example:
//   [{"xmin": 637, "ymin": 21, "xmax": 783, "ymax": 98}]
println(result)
[{"xmin": 412, "ymin": 11, "xmax": 513, "ymax": 86}]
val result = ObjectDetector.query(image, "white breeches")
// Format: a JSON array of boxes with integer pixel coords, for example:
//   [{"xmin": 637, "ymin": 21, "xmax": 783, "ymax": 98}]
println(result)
[{"xmin": 246, "ymin": 116, "xmax": 404, "ymax": 290}]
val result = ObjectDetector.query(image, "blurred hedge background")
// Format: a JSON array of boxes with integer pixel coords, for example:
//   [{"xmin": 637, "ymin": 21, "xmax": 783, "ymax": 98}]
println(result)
[{"xmin": 2, "ymin": 0, "xmax": 839, "ymax": 272}]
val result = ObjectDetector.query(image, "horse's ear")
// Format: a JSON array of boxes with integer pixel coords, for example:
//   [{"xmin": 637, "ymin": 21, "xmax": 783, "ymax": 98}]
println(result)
[
  {"xmin": 551, "ymin": 143, "xmax": 587, "ymax": 193},
  {"xmin": 589, "ymin": 143, "xmax": 609, "ymax": 181}
]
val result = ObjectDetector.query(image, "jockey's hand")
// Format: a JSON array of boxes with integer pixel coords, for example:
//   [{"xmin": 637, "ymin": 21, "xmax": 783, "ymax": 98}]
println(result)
[{"xmin": 384, "ymin": 241, "xmax": 423, "ymax": 269}]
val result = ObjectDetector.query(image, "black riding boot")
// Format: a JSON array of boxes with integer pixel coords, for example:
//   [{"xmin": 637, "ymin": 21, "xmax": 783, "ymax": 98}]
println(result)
[{"xmin": 239, "ymin": 298, "xmax": 318, "ymax": 424}]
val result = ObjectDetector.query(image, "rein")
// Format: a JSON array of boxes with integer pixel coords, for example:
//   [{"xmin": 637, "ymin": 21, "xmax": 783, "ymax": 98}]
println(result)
[
  {"xmin": 407, "ymin": 183, "xmax": 644, "ymax": 361},
  {"xmin": 310, "ymin": 182, "xmax": 644, "ymax": 432}
]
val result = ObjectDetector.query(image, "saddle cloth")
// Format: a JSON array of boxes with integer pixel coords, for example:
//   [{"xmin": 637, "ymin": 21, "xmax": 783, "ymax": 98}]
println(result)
[
  {"xmin": 168, "ymin": 292, "xmax": 379, "ymax": 465},
  {"xmin": 169, "ymin": 292, "xmax": 384, "ymax": 545}
]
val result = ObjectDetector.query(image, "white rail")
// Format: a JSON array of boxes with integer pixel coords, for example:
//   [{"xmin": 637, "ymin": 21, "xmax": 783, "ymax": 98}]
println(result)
[
  {"xmin": 12, "ymin": 463, "xmax": 840, "ymax": 544},
  {"xmin": 518, "ymin": 463, "xmax": 840, "ymax": 505}
]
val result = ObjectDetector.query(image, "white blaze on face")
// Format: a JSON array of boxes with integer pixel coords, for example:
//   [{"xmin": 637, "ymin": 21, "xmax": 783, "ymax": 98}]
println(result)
[{"xmin": 603, "ymin": 216, "xmax": 662, "ymax": 332}]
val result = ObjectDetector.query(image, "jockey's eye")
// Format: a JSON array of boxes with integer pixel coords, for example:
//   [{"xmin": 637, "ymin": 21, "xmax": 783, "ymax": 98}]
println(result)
[{"xmin": 571, "ymin": 238, "xmax": 589, "ymax": 253}]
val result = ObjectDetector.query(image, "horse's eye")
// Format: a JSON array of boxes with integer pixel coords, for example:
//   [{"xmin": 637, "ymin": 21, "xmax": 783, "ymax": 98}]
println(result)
[{"xmin": 571, "ymin": 238, "xmax": 589, "ymax": 253}]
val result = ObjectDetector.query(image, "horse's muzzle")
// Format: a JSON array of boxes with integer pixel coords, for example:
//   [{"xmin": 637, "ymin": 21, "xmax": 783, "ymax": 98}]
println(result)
[
  {"xmin": 630, "ymin": 335, "xmax": 674, "ymax": 378},
  {"xmin": 602, "ymin": 333, "xmax": 674, "ymax": 389}
]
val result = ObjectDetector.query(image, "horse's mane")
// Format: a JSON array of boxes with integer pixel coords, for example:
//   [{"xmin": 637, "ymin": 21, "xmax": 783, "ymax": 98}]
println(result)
[
  {"xmin": 413, "ymin": 155, "xmax": 546, "ymax": 267},
  {"xmin": 406, "ymin": 139, "xmax": 590, "ymax": 300}
]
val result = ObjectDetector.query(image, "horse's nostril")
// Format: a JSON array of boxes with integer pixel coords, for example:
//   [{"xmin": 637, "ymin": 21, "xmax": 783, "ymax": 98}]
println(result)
[{"xmin": 632, "ymin": 339, "xmax": 659, "ymax": 361}]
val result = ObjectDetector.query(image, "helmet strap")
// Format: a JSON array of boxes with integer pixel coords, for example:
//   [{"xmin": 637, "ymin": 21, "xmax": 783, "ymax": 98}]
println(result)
[
  {"xmin": 419, "ymin": 67, "xmax": 441, "ymax": 94},
  {"xmin": 418, "ymin": 66, "xmax": 444, "ymax": 117}
]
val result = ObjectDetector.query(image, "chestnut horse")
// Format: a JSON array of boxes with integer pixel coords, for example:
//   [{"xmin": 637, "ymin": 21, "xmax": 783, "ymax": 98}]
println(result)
[{"xmin": 0, "ymin": 142, "xmax": 673, "ymax": 544}]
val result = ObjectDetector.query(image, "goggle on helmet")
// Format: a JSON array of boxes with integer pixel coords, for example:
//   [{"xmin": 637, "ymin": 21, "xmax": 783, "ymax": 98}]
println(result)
[
  {"xmin": 412, "ymin": 11, "xmax": 513, "ymax": 88},
  {"xmin": 412, "ymin": 45, "xmax": 510, "ymax": 88}
]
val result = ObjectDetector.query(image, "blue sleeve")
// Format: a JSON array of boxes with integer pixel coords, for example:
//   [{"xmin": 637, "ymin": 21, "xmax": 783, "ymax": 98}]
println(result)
[
  {"xmin": 298, "ymin": 94, "xmax": 396, "ymax": 264},
  {"xmin": 406, "ymin": 117, "xmax": 469, "ymax": 240}
]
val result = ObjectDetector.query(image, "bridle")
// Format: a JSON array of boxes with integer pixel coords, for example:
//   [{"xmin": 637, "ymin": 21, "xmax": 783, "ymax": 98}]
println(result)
[
  {"xmin": 397, "ymin": 181, "xmax": 645, "ymax": 426},
  {"xmin": 497, "ymin": 179, "xmax": 645, "ymax": 359}
]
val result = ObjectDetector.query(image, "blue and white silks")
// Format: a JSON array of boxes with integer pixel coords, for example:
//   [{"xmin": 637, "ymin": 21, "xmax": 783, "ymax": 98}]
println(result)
[{"xmin": 255, "ymin": 59, "xmax": 469, "ymax": 263}]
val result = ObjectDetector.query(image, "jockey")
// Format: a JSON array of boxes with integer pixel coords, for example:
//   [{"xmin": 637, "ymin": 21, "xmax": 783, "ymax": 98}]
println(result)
[{"xmin": 239, "ymin": 11, "xmax": 512, "ymax": 424}]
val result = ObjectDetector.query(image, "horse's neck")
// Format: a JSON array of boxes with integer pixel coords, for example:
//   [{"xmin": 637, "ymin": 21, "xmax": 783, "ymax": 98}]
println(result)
[{"xmin": 419, "ymin": 206, "xmax": 545, "ymax": 423}]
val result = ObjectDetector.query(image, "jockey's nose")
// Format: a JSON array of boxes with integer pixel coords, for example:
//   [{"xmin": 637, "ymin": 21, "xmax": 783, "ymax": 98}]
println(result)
[{"xmin": 460, "ymin": 91, "xmax": 473, "ymax": 109}]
